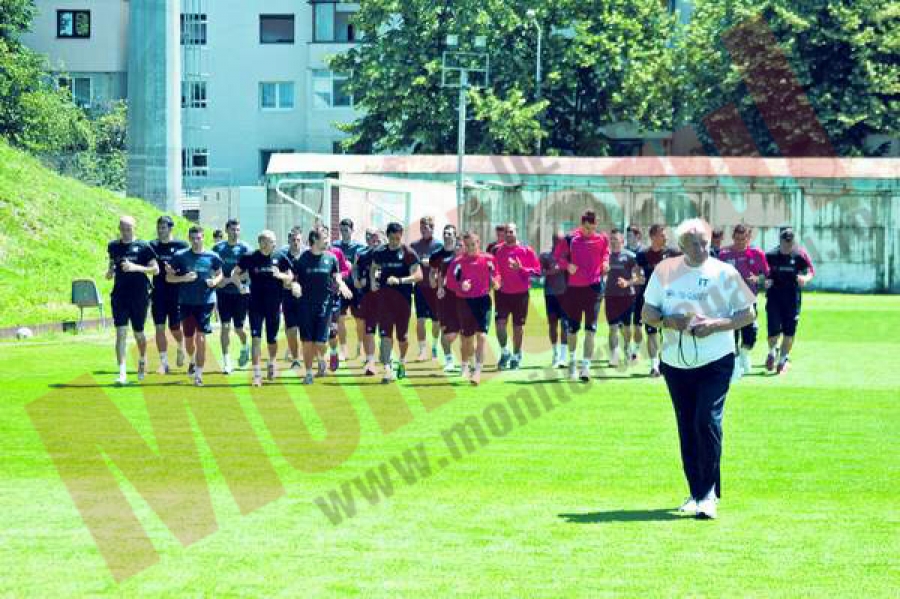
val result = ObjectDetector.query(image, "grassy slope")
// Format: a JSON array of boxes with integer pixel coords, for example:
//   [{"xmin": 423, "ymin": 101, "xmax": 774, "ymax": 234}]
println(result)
[
  {"xmin": 0, "ymin": 293, "xmax": 898, "ymax": 597},
  {"xmin": 0, "ymin": 138, "xmax": 191, "ymax": 328}
]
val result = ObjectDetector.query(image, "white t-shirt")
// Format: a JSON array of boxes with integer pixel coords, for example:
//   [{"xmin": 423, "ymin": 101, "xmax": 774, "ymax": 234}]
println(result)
[{"xmin": 643, "ymin": 256, "xmax": 755, "ymax": 369}]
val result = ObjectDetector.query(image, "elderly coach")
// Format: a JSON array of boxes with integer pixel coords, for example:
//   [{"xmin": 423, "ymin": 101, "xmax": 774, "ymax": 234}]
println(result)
[{"xmin": 641, "ymin": 219, "xmax": 756, "ymax": 519}]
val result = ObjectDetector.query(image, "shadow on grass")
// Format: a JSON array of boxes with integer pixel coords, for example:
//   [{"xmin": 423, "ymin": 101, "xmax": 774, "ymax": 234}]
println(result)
[{"xmin": 558, "ymin": 508, "xmax": 688, "ymax": 523}]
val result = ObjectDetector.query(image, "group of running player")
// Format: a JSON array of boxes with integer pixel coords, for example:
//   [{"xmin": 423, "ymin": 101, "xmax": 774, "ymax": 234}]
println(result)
[{"xmin": 107, "ymin": 209, "xmax": 813, "ymax": 387}]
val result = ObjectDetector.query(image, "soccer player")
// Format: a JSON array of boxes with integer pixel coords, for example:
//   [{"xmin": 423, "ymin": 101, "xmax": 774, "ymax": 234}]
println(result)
[
  {"xmin": 149, "ymin": 216, "xmax": 188, "ymax": 374},
  {"xmin": 604, "ymin": 229, "xmax": 643, "ymax": 370},
  {"xmin": 485, "ymin": 224, "xmax": 507, "ymax": 255},
  {"xmin": 213, "ymin": 229, "xmax": 224, "ymax": 244},
  {"xmin": 429, "ymin": 224, "xmax": 462, "ymax": 373},
  {"xmin": 353, "ymin": 228, "xmax": 384, "ymax": 376},
  {"xmin": 764, "ymin": 227, "xmax": 813, "ymax": 375},
  {"xmin": 231, "ymin": 230, "xmax": 293, "ymax": 386},
  {"xmin": 287, "ymin": 227, "xmax": 353, "ymax": 384},
  {"xmin": 719, "ymin": 223, "xmax": 769, "ymax": 377},
  {"xmin": 278, "ymin": 226, "xmax": 307, "ymax": 371},
  {"xmin": 106, "ymin": 215, "xmax": 159, "ymax": 385},
  {"xmin": 167, "ymin": 225, "xmax": 223, "ymax": 386},
  {"xmin": 540, "ymin": 232, "xmax": 569, "ymax": 369},
  {"xmin": 332, "ymin": 218, "xmax": 366, "ymax": 361},
  {"xmin": 446, "ymin": 231, "xmax": 500, "ymax": 386},
  {"xmin": 710, "ymin": 227, "xmax": 725, "ymax": 258},
  {"xmin": 410, "ymin": 216, "xmax": 443, "ymax": 361},
  {"xmin": 371, "ymin": 222, "xmax": 422, "ymax": 383},
  {"xmin": 553, "ymin": 209, "xmax": 610, "ymax": 382},
  {"xmin": 494, "ymin": 222, "xmax": 540, "ymax": 370},
  {"xmin": 319, "ymin": 225, "xmax": 352, "ymax": 373},
  {"xmin": 636, "ymin": 224, "xmax": 682, "ymax": 377},
  {"xmin": 212, "ymin": 219, "xmax": 252, "ymax": 374},
  {"xmin": 625, "ymin": 225, "xmax": 645, "ymax": 364}
]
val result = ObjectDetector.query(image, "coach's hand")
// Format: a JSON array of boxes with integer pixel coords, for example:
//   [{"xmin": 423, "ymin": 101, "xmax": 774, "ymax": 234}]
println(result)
[
  {"xmin": 690, "ymin": 315, "xmax": 725, "ymax": 338},
  {"xmin": 291, "ymin": 283, "xmax": 302, "ymax": 298},
  {"xmin": 567, "ymin": 264, "xmax": 578, "ymax": 275},
  {"xmin": 663, "ymin": 313, "xmax": 691, "ymax": 331},
  {"xmin": 387, "ymin": 276, "xmax": 400, "ymax": 286}
]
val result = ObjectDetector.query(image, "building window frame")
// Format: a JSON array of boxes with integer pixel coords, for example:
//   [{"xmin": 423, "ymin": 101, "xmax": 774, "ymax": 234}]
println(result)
[
  {"xmin": 181, "ymin": 80, "xmax": 208, "ymax": 109},
  {"xmin": 311, "ymin": 1, "xmax": 358, "ymax": 43},
  {"xmin": 182, "ymin": 148, "xmax": 209, "ymax": 178},
  {"xmin": 312, "ymin": 70, "xmax": 353, "ymax": 109},
  {"xmin": 259, "ymin": 14, "xmax": 295, "ymax": 44},
  {"xmin": 259, "ymin": 81, "xmax": 295, "ymax": 111},
  {"xmin": 57, "ymin": 10, "xmax": 91, "ymax": 39},
  {"xmin": 58, "ymin": 75, "xmax": 92, "ymax": 108},
  {"xmin": 180, "ymin": 13, "xmax": 207, "ymax": 46}
]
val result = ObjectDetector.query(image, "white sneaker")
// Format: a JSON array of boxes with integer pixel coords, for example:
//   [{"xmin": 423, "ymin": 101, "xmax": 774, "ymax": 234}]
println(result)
[
  {"xmin": 741, "ymin": 351, "xmax": 752, "ymax": 374},
  {"xmin": 677, "ymin": 497, "xmax": 698, "ymax": 515},
  {"xmin": 696, "ymin": 497, "xmax": 718, "ymax": 519},
  {"xmin": 731, "ymin": 359, "xmax": 744, "ymax": 382},
  {"xmin": 608, "ymin": 352, "xmax": 619, "ymax": 369},
  {"xmin": 222, "ymin": 357, "xmax": 233, "ymax": 375},
  {"xmin": 568, "ymin": 365, "xmax": 579, "ymax": 382},
  {"xmin": 470, "ymin": 370, "xmax": 481, "ymax": 386},
  {"xmin": 137, "ymin": 360, "xmax": 146, "ymax": 381},
  {"xmin": 443, "ymin": 360, "xmax": 457, "ymax": 373},
  {"xmin": 579, "ymin": 363, "xmax": 591, "ymax": 382},
  {"xmin": 114, "ymin": 374, "xmax": 128, "ymax": 386},
  {"xmin": 176, "ymin": 347, "xmax": 186, "ymax": 368}
]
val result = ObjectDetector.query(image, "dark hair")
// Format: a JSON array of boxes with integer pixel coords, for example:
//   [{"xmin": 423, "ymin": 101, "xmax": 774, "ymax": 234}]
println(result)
[
  {"xmin": 780, "ymin": 227, "xmax": 795, "ymax": 241},
  {"xmin": 495, "ymin": 224, "xmax": 507, "ymax": 232},
  {"xmin": 156, "ymin": 215, "xmax": 175, "ymax": 228},
  {"xmin": 463, "ymin": 230, "xmax": 481, "ymax": 243},
  {"xmin": 308, "ymin": 227, "xmax": 324, "ymax": 246},
  {"xmin": 649, "ymin": 223, "xmax": 665, "ymax": 236},
  {"xmin": 581, "ymin": 210, "xmax": 597, "ymax": 224},
  {"xmin": 213, "ymin": 229, "xmax": 223, "ymax": 238},
  {"xmin": 289, "ymin": 226, "xmax": 303, "ymax": 237},
  {"xmin": 225, "ymin": 218, "xmax": 240, "ymax": 229},
  {"xmin": 712, "ymin": 227, "xmax": 724, "ymax": 238},
  {"xmin": 386, "ymin": 222, "xmax": 404, "ymax": 236},
  {"xmin": 627, "ymin": 225, "xmax": 641, "ymax": 236},
  {"xmin": 610, "ymin": 228, "xmax": 622, "ymax": 235},
  {"xmin": 339, "ymin": 218, "xmax": 354, "ymax": 229},
  {"xmin": 443, "ymin": 224, "xmax": 457, "ymax": 236},
  {"xmin": 420, "ymin": 215, "xmax": 435, "ymax": 227},
  {"xmin": 733, "ymin": 223, "xmax": 749, "ymax": 235},
  {"xmin": 188, "ymin": 225, "xmax": 204, "ymax": 236}
]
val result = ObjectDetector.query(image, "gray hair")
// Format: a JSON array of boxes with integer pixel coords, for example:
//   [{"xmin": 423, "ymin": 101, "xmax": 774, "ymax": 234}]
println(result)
[{"xmin": 674, "ymin": 218, "xmax": 712, "ymax": 247}]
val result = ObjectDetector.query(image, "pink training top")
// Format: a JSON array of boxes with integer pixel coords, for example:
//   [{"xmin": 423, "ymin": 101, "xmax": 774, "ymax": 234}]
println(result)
[
  {"xmin": 446, "ymin": 253, "xmax": 499, "ymax": 298},
  {"xmin": 494, "ymin": 243, "xmax": 540, "ymax": 294},
  {"xmin": 328, "ymin": 247, "xmax": 352, "ymax": 278},
  {"xmin": 719, "ymin": 245, "xmax": 769, "ymax": 294},
  {"xmin": 552, "ymin": 228, "xmax": 610, "ymax": 288}
]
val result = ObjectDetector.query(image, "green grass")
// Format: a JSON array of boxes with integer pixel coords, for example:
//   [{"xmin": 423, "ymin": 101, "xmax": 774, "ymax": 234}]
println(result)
[
  {"xmin": 1, "ymin": 292, "xmax": 898, "ymax": 597},
  {"xmin": 0, "ymin": 138, "xmax": 191, "ymax": 328}
]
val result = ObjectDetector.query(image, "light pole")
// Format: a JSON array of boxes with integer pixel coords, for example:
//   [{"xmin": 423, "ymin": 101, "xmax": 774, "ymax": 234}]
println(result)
[
  {"xmin": 527, "ymin": 9, "xmax": 542, "ymax": 155},
  {"xmin": 441, "ymin": 35, "xmax": 489, "ymax": 232}
]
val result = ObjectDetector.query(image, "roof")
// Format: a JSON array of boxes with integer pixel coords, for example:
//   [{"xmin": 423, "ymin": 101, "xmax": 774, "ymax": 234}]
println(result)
[{"xmin": 267, "ymin": 153, "xmax": 900, "ymax": 180}]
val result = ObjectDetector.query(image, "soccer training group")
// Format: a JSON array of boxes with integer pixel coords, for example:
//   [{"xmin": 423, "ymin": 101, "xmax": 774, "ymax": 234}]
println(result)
[{"xmin": 105, "ymin": 210, "xmax": 814, "ymax": 387}]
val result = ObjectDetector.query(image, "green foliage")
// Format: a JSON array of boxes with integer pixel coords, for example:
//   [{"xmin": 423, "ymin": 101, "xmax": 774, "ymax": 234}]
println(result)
[
  {"xmin": 331, "ymin": 0, "xmax": 678, "ymax": 156},
  {"xmin": 677, "ymin": 0, "xmax": 899, "ymax": 156}
]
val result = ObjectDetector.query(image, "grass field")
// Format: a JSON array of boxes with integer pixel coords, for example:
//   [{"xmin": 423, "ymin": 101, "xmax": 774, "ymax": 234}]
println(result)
[{"xmin": 1, "ymin": 292, "xmax": 899, "ymax": 597}]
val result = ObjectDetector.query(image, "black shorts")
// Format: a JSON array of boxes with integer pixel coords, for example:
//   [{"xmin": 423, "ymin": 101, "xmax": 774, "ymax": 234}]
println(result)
[
  {"xmin": 438, "ymin": 292, "xmax": 461, "ymax": 335},
  {"xmin": 605, "ymin": 295, "xmax": 637, "ymax": 327},
  {"xmin": 458, "ymin": 295, "xmax": 492, "ymax": 337},
  {"xmin": 359, "ymin": 291, "xmax": 380, "ymax": 335},
  {"xmin": 495, "ymin": 291, "xmax": 530, "ymax": 327},
  {"xmin": 282, "ymin": 296, "xmax": 303, "ymax": 330},
  {"xmin": 766, "ymin": 292, "xmax": 801, "ymax": 337},
  {"xmin": 299, "ymin": 302, "xmax": 331, "ymax": 344},
  {"xmin": 377, "ymin": 289, "xmax": 413, "ymax": 341},
  {"xmin": 151, "ymin": 290, "xmax": 181, "ymax": 329},
  {"xmin": 559, "ymin": 286, "xmax": 601, "ymax": 333},
  {"xmin": 249, "ymin": 295, "xmax": 281, "ymax": 344},
  {"xmin": 112, "ymin": 291, "xmax": 149, "ymax": 332},
  {"xmin": 414, "ymin": 284, "xmax": 438, "ymax": 320},
  {"xmin": 217, "ymin": 292, "xmax": 249, "ymax": 328},
  {"xmin": 632, "ymin": 292, "xmax": 645, "ymax": 326},
  {"xmin": 544, "ymin": 293, "xmax": 563, "ymax": 319},
  {"xmin": 181, "ymin": 303, "xmax": 214, "ymax": 337}
]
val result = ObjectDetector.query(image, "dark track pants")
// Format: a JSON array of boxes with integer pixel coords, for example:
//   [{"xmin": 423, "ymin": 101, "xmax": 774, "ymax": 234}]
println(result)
[{"xmin": 660, "ymin": 353, "xmax": 734, "ymax": 500}]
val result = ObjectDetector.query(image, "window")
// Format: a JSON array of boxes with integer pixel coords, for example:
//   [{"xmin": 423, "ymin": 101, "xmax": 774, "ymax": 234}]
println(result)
[
  {"xmin": 57, "ymin": 10, "xmax": 90, "ymax": 38},
  {"xmin": 180, "ymin": 13, "xmax": 207, "ymax": 45},
  {"xmin": 181, "ymin": 81, "xmax": 207, "ymax": 108},
  {"xmin": 260, "ymin": 15, "xmax": 294, "ymax": 44},
  {"xmin": 312, "ymin": 70, "xmax": 352, "ymax": 108},
  {"xmin": 58, "ymin": 76, "xmax": 92, "ymax": 108},
  {"xmin": 182, "ymin": 148, "xmax": 208, "ymax": 178},
  {"xmin": 313, "ymin": 2, "xmax": 358, "ymax": 42},
  {"xmin": 259, "ymin": 82, "xmax": 295, "ymax": 110},
  {"xmin": 260, "ymin": 149, "xmax": 294, "ymax": 176}
]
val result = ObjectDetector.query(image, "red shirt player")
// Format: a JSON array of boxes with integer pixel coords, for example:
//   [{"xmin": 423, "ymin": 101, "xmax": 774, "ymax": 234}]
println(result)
[{"xmin": 493, "ymin": 222, "xmax": 540, "ymax": 370}]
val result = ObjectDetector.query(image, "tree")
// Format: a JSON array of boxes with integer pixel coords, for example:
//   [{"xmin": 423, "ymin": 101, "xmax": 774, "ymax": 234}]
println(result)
[
  {"xmin": 676, "ymin": 0, "xmax": 899, "ymax": 156},
  {"xmin": 330, "ymin": 0, "xmax": 678, "ymax": 156}
]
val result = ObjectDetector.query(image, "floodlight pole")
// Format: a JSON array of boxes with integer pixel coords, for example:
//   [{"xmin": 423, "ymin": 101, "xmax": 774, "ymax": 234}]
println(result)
[{"xmin": 456, "ymin": 70, "xmax": 468, "ymax": 232}]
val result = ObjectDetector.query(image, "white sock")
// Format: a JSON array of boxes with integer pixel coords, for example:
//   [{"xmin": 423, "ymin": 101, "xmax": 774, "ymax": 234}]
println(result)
[
  {"xmin": 633, "ymin": 342, "xmax": 642, "ymax": 355},
  {"xmin": 118, "ymin": 363, "xmax": 127, "ymax": 377},
  {"xmin": 253, "ymin": 365, "xmax": 261, "ymax": 378},
  {"xmin": 195, "ymin": 366, "xmax": 203, "ymax": 377},
  {"xmin": 501, "ymin": 347, "xmax": 510, "ymax": 357},
  {"xmin": 768, "ymin": 347, "xmax": 777, "ymax": 357},
  {"xmin": 160, "ymin": 352, "xmax": 169, "ymax": 366},
  {"xmin": 474, "ymin": 361, "xmax": 482, "ymax": 373},
  {"xmin": 651, "ymin": 357, "xmax": 660, "ymax": 369}
]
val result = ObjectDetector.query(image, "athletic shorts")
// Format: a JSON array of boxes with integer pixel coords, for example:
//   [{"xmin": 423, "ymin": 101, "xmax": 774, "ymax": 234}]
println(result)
[
  {"xmin": 438, "ymin": 292, "xmax": 461, "ymax": 335},
  {"xmin": 560, "ymin": 286, "xmax": 601, "ymax": 333},
  {"xmin": 377, "ymin": 289, "xmax": 412, "ymax": 341},
  {"xmin": 217, "ymin": 292, "xmax": 249, "ymax": 328},
  {"xmin": 282, "ymin": 295, "xmax": 303, "ymax": 330},
  {"xmin": 111, "ymin": 291, "xmax": 149, "ymax": 332},
  {"xmin": 544, "ymin": 293, "xmax": 563, "ymax": 319},
  {"xmin": 414, "ymin": 284, "xmax": 438, "ymax": 320},
  {"xmin": 458, "ymin": 295, "xmax": 492, "ymax": 337},
  {"xmin": 151, "ymin": 290, "xmax": 181, "ymax": 329},
  {"xmin": 632, "ymin": 292, "xmax": 645, "ymax": 326},
  {"xmin": 766, "ymin": 292, "xmax": 801, "ymax": 337},
  {"xmin": 605, "ymin": 295, "xmax": 637, "ymax": 327},
  {"xmin": 181, "ymin": 303, "xmax": 214, "ymax": 337},
  {"xmin": 495, "ymin": 291, "xmax": 530, "ymax": 327},
  {"xmin": 338, "ymin": 277, "xmax": 355, "ymax": 316},
  {"xmin": 298, "ymin": 301, "xmax": 331, "ymax": 344},
  {"xmin": 249, "ymin": 295, "xmax": 281, "ymax": 344},
  {"xmin": 359, "ymin": 291, "xmax": 380, "ymax": 335}
]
